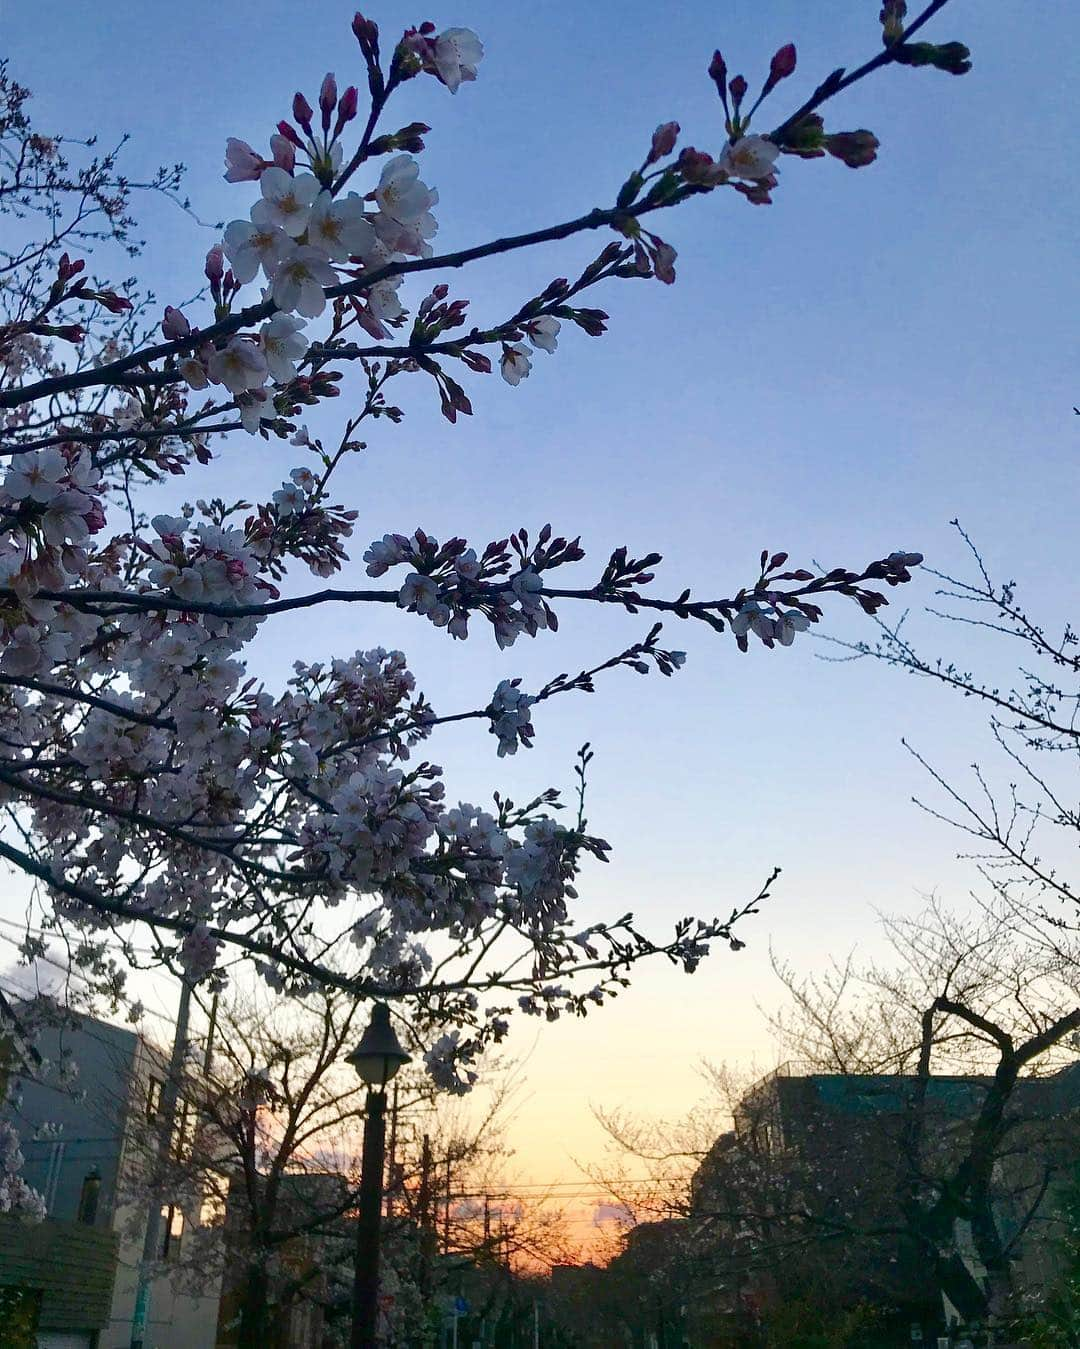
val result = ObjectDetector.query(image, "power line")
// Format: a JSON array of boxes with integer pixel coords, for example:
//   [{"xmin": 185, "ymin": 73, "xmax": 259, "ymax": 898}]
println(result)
[{"xmin": 0, "ymin": 930, "xmax": 179, "ymax": 1030}]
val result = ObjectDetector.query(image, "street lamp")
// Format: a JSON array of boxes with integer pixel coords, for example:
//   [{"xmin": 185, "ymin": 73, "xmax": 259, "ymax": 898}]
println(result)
[{"xmin": 346, "ymin": 1002, "xmax": 410, "ymax": 1349}]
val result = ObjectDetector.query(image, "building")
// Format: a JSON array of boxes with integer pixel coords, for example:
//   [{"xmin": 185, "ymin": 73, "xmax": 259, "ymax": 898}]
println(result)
[
  {"xmin": 689, "ymin": 1063, "xmax": 1080, "ymax": 1341},
  {"xmin": 0, "ymin": 1007, "xmax": 224, "ymax": 1348}
]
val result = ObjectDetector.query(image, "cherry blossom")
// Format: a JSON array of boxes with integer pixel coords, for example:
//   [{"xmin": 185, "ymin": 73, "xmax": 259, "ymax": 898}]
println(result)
[
  {"xmin": 397, "ymin": 571, "xmax": 440, "ymax": 614},
  {"xmin": 0, "ymin": 1119, "xmax": 46, "ymax": 1219},
  {"xmin": 251, "ymin": 167, "xmax": 320, "ymax": 238},
  {"xmin": 0, "ymin": 3, "xmax": 966, "ymax": 1107},
  {"xmin": 3, "ymin": 448, "xmax": 67, "ymax": 503},
  {"xmin": 270, "ymin": 243, "xmax": 338, "ymax": 317},
  {"xmin": 375, "ymin": 155, "xmax": 438, "ymax": 226},
  {"xmin": 433, "ymin": 28, "xmax": 485, "ymax": 93},
  {"xmin": 207, "ymin": 336, "xmax": 269, "ymax": 394},
  {"xmin": 223, "ymin": 218, "xmax": 291, "ymax": 283},
  {"xmin": 524, "ymin": 316, "xmax": 561, "ymax": 354},
  {"xmin": 224, "ymin": 137, "xmax": 265, "ymax": 183},
  {"xmin": 180, "ymin": 923, "xmax": 223, "ymax": 981},
  {"xmin": 500, "ymin": 343, "xmax": 532, "ymax": 386},
  {"xmin": 718, "ymin": 135, "xmax": 781, "ymax": 181},
  {"xmin": 259, "ymin": 313, "xmax": 309, "ymax": 383},
  {"xmin": 179, "ymin": 355, "xmax": 210, "ymax": 390},
  {"xmin": 489, "ymin": 680, "xmax": 535, "ymax": 757},
  {"xmin": 307, "ymin": 191, "xmax": 375, "ymax": 260}
]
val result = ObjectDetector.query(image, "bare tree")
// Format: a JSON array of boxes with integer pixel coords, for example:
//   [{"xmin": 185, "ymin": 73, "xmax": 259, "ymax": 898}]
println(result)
[{"xmin": 590, "ymin": 902, "xmax": 1080, "ymax": 1339}]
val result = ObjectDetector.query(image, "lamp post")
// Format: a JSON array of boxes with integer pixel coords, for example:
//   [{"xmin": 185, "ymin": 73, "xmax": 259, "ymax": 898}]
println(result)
[{"xmin": 346, "ymin": 1002, "xmax": 410, "ymax": 1349}]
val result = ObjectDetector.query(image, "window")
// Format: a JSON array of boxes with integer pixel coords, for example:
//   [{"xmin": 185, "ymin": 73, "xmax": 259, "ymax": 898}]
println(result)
[
  {"xmin": 146, "ymin": 1076, "xmax": 163, "ymax": 1121},
  {"xmin": 198, "ymin": 1190, "xmax": 226, "ymax": 1229},
  {"xmin": 160, "ymin": 1204, "xmax": 184, "ymax": 1260},
  {"xmin": 77, "ymin": 1169, "xmax": 101, "ymax": 1225},
  {"xmin": 172, "ymin": 1098, "xmax": 197, "ymax": 1161}
]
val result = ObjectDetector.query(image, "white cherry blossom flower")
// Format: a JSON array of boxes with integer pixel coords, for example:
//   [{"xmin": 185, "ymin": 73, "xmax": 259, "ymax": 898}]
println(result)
[
  {"xmin": 500, "ymin": 344, "xmax": 532, "ymax": 386},
  {"xmin": 272, "ymin": 482, "xmax": 306, "ymax": 516},
  {"xmin": 364, "ymin": 535, "xmax": 408, "ymax": 576},
  {"xmin": 433, "ymin": 28, "xmax": 484, "ymax": 93},
  {"xmin": 718, "ymin": 136, "xmax": 780, "ymax": 181},
  {"xmin": 207, "ymin": 338, "xmax": 269, "ymax": 394},
  {"xmin": 66, "ymin": 453, "xmax": 100, "ymax": 493},
  {"xmin": 372, "ymin": 209, "xmax": 437, "ymax": 259},
  {"xmin": 1, "ymin": 625, "xmax": 48, "ymax": 675},
  {"xmin": 510, "ymin": 566, "xmax": 544, "ymax": 611},
  {"xmin": 236, "ymin": 389, "xmax": 270, "ymax": 435},
  {"xmin": 3, "ymin": 448, "xmax": 67, "ymax": 504},
  {"xmin": 307, "ymin": 192, "xmax": 376, "ymax": 261},
  {"xmin": 270, "ymin": 245, "xmax": 338, "ymax": 317},
  {"xmin": 259, "ymin": 314, "xmax": 308, "ymax": 383},
  {"xmin": 776, "ymin": 609, "xmax": 811, "ymax": 646},
  {"xmin": 180, "ymin": 924, "xmax": 222, "ymax": 980},
  {"xmin": 179, "ymin": 357, "xmax": 209, "ymax": 390},
  {"xmin": 222, "ymin": 219, "xmax": 291, "ymax": 284},
  {"xmin": 151, "ymin": 514, "xmax": 189, "ymax": 539},
  {"xmin": 524, "ymin": 315, "xmax": 561, "ymax": 353},
  {"xmin": 398, "ymin": 572, "xmax": 439, "ymax": 614},
  {"xmin": 367, "ymin": 280, "xmax": 405, "ymax": 323},
  {"xmin": 223, "ymin": 138, "xmax": 264, "ymax": 183},
  {"xmin": 42, "ymin": 490, "xmax": 92, "ymax": 545},
  {"xmin": 375, "ymin": 156, "xmax": 438, "ymax": 225},
  {"xmin": 251, "ymin": 168, "xmax": 320, "ymax": 238},
  {"xmin": 454, "ymin": 548, "xmax": 480, "ymax": 581}
]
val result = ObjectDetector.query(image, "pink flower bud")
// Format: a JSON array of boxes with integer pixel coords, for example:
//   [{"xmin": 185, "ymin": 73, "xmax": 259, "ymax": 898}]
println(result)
[
  {"xmin": 292, "ymin": 92, "xmax": 314, "ymax": 134},
  {"xmin": 270, "ymin": 133, "xmax": 296, "ymax": 171},
  {"xmin": 276, "ymin": 121, "xmax": 304, "ymax": 149},
  {"xmin": 647, "ymin": 121, "xmax": 680, "ymax": 164},
  {"xmin": 825, "ymin": 130, "xmax": 879, "ymax": 168},
  {"xmin": 57, "ymin": 252, "xmax": 85, "ymax": 284},
  {"xmin": 708, "ymin": 50, "xmax": 727, "ymax": 90},
  {"xmin": 352, "ymin": 12, "xmax": 378, "ymax": 48},
  {"xmin": 335, "ymin": 86, "xmax": 359, "ymax": 131},
  {"xmin": 729, "ymin": 74, "xmax": 748, "ymax": 106},
  {"xmin": 319, "ymin": 73, "xmax": 338, "ymax": 132},
  {"xmin": 204, "ymin": 245, "xmax": 225, "ymax": 285},
  {"xmin": 651, "ymin": 240, "xmax": 677, "ymax": 285},
  {"xmin": 769, "ymin": 43, "xmax": 797, "ymax": 84},
  {"xmin": 161, "ymin": 306, "xmax": 191, "ymax": 341},
  {"xmin": 95, "ymin": 290, "xmax": 133, "ymax": 314}
]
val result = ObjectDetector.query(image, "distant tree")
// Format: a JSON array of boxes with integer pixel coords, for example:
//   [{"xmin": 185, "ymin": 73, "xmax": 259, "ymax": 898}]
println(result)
[
  {"xmin": 1023, "ymin": 1168, "xmax": 1080, "ymax": 1347},
  {"xmin": 119, "ymin": 978, "xmax": 553, "ymax": 1347},
  {"xmin": 840, "ymin": 525, "xmax": 1080, "ymax": 988},
  {"xmin": 593, "ymin": 902, "xmax": 1080, "ymax": 1339},
  {"xmin": 765, "ymin": 901, "xmax": 1080, "ymax": 1329}
]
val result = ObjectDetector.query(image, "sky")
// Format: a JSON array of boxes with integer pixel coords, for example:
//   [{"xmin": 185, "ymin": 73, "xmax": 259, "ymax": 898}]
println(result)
[{"xmin": 2, "ymin": 0, "xmax": 1077, "ymax": 1244}]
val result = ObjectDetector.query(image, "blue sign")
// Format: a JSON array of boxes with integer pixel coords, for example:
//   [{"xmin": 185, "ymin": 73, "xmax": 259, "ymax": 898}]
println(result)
[{"xmin": 454, "ymin": 1296, "xmax": 470, "ymax": 1316}]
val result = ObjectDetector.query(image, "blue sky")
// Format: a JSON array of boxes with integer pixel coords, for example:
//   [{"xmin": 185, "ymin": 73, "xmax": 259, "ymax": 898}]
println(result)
[{"xmin": 3, "ymin": 1, "xmax": 1077, "ymax": 1190}]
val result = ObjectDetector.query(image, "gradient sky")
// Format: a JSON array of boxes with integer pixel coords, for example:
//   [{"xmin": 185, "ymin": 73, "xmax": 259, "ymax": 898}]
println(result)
[{"xmin": 2, "ymin": 0, "xmax": 1077, "ymax": 1228}]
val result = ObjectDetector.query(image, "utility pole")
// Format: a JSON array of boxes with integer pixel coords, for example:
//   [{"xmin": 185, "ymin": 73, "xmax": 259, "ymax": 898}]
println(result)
[
  {"xmin": 201, "ymin": 990, "xmax": 219, "ymax": 1075},
  {"xmin": 418, "ymin": 1132, "xmax": 435, "ymax": 1298},
  {"xmin": 443, "ymin": 1155, "xmax": 452, "ymax": 1254},
  {"xmin": 129, "ymin": 975, "xmax": 192, "ymax": 1349}
]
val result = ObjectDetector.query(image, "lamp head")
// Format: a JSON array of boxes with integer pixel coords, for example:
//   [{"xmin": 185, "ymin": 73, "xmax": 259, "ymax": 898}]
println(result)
[{"xmin": 346, "ymin": 1002, "xmax": 410, "ymax": 1088}]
